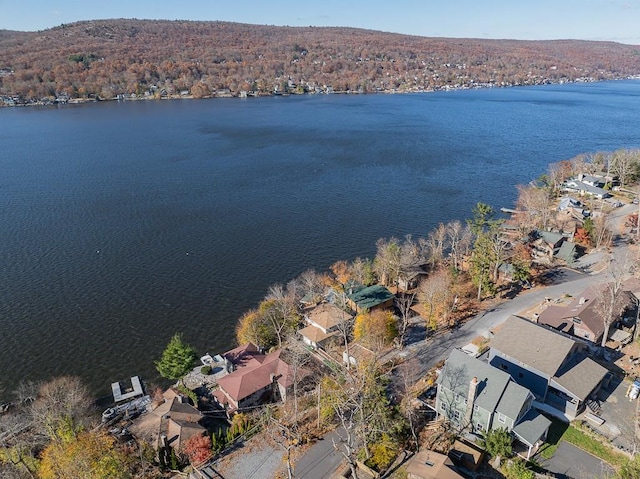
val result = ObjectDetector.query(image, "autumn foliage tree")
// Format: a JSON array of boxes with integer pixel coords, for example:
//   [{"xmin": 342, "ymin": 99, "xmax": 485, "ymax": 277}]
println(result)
[
  {"xmin": 39, "ymin": 430, "xmax": 131, "ymax": 479},
  {"xmin": 235, "ymin": 285, "xmax": 301, "ymax": 350},
  {"xmin": 182, "ymin": 433, "xmax": 212, "ymax": 466},
  {"xmin": 353, "ymin": 310, "xmax": 398, "ymax": 351}
]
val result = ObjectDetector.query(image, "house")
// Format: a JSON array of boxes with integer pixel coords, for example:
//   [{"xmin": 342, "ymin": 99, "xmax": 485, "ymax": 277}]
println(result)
[
  {"xmin": 298, "ymin": 302, "xmax": 352, "ymax": 349},
  {"xmin": 397, "ymin": 267, "xmax": 427, "ymax": 292},
  {"xmin": 530, "ymin": 230, "xmax": 564, "ymax": 263},
  {"xmin": 529, "ymin": 230, "xmax": 577, "ymax": 265},
  {"xmin": 562, "ymin": 179, "xmax": 610, "ymax": 199},
  {"xmin": 346, "ymin": 285, "xmax": 395, "ymax": 313},
  {"xmin": 162, "ymin": 396, "xmax": 206, "ymax": 452},
  {"xmin": 489, "ymin": 316, "xmax": 609, "ymax": 420},
  {"xmin": 405, "ymin": 450, "xmax": 465, "ymax": 479},
  {"xmin": 436, "ymin": 348, "xmax": 551, "ymax": 459},
  {"xmin": 538, "ymin": 284, "xmax": 633, "ymax": 344},
  {"xmin": 213, "ymin": 344, "xmax": 307, "ymax": 414},
  {"xmin": 580, "ymin": 175, "xmax": 606, "ymax": 188}
]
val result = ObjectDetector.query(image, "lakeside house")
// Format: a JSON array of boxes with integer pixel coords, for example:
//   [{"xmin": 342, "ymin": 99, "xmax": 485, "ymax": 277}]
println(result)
[
  {"xmin": 436, "ymin": 348, "xmax": 551, "ymax": 459},
  {"xmin": 562, "ymin": 177, "xmax": 610, "ymax": 199},
  {"xmin": 213, "ymin": 343, "xmax": 308, "ymax": 414},
  {"xmin": 298, "ymin": 302, "xmax": 352, "ymax": 349},
  {"xmin": 346, "ymin": 284, "xmax": 395, "ymax": 313},
  {"xmin": 162, "ymin": 395, "xmax": 206, "ymax": 452},
  {"xmin": 489, "ymin": 316, "xmax": 609, "ymax": 421}
]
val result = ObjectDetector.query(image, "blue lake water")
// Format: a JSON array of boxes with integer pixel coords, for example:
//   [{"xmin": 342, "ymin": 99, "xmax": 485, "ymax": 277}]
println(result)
[{"xmin": 1, "ymin": 80, "xmax": 640, "ymax": 398}]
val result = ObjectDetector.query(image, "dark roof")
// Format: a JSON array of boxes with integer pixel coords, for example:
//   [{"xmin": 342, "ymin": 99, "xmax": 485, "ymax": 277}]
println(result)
[
  {"xmin": 512, "ymin": 410, "xmax": 552, "ymax": 447},
  {"xmin": 441, "ymin": 349, "xmax": 529, "ymax": 420},
  {"xmin": 347, "ymin": 285, "xmax": 394, "ymax": 310},
  {"xmin": 552, "ymin": 354, "xmax": 608, "ymax": 401},
  {"xmin": 496, "ymin": 381, "xmax": 531, "ymax": 421},
  {"xmin": 538, "ymin": 284, "xmax": 633, "ymax": 342},
  {"xmin": 491, "ymin": 316, "xmax": 577, "ymax": 377}
]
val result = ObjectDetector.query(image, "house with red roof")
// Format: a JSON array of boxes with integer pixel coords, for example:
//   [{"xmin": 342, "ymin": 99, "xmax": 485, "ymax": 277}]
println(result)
[{"xmin": 213, "ymin": 343, "xmax": 307, "ymax": 414}]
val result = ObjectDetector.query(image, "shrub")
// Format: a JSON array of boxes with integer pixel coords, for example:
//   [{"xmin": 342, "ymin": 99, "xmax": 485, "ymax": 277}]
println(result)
[
  {"xmin": 502, "ymin": 458, "xmax": 535, "ymax": 479},
  {"xmin": 200, "ymin": 365, "xmax": 212, "ymax": 375},
  {"xmin": 479, "ymin": 427, "xmax": 513, "ymax": 458}
]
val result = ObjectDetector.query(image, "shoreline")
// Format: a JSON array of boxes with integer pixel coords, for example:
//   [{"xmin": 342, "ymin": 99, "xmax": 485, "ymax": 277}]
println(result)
[{"xmin": 3, "ymin": 75, "xmax": 640, "ymax": 108}]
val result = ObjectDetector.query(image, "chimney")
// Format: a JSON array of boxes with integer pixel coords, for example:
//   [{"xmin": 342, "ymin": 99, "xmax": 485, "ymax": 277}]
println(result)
[{"xmin": 465, "ymin": 377, "xmax": 479, "ymax": 425}]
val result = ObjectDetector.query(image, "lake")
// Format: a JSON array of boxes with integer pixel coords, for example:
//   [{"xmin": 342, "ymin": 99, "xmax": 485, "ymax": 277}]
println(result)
[{"xmin": 1, "ymin": 80, "xmax": 640, "ymax": 399}]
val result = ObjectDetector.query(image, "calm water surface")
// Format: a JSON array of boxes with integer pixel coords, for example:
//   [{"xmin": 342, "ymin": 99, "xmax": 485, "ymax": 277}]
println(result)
[{"xmin": 1, "ymin": 81, "xmax": 640, "ymax": 398}]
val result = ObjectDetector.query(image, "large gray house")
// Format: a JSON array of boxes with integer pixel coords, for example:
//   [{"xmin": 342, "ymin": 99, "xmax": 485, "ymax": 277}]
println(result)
[
  {"xmin": 489, "ymin": 316, "xmax": 609, "ymax": 420},
  {"xmin": 436, "ymin": 348, "xmax": 551, "ymax": 459}
]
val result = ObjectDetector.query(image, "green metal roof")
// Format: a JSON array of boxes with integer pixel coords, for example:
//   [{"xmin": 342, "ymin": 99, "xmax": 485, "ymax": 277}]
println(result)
[{"xmin": 347, "ymin": 285, "xmax": 394, "ymax": 310}]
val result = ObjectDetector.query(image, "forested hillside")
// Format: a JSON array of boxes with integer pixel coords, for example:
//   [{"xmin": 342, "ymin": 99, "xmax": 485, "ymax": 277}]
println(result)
[{"xmin": 1, "ymin": 19, "xmax": 640, "ymax": 103}]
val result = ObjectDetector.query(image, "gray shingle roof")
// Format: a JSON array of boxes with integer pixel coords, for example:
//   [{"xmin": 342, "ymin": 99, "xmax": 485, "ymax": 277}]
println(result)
[
  {"xmin": 552, "ymin": 354, "xmax": 608, "ymax": 401},
  {"xmin": 496, "ymin": 381, "xmax": 531, "ymax": 421},
  {"xmin": 441, "ymin": 349, "xmax": 524, "ymax": 419},
  {"xmin": 491, "ymin": 316, "xmax": 576, "ymax": 377},
  {"xmin": 512, "ymin": 410, "xmax": 552, "ymax": 447}
]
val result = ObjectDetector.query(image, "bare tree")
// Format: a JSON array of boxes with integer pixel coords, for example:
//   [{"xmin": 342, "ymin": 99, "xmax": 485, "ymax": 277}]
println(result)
[
  {"xmin": 400, "ymin": 234, "xmax": 427, "ymax": 272},
  {"xmin": 265, "ymin": 283, "xmax": 301, "ymax": 348},
  {"xmin": 350, "ymin": 257, "xmax": 375, "ymax": 286},
  {"xmin": 446, "ymin": 220, "xmax": 471, "ymax": 270},
  {"xmin": 610, "ymin": 149, "xmax": 640, "ymax": 189},
  {"xmin": 426, "ymin": 224, "xmax": 448, "ymax": 269},
  {"xmin": 418, "ymin": 269, "xmax": 452, "ymax": 330},
  {"xmin": 262, "ymin": 406, "xmax": 296, "ymax": 479},
  {"xmin": 396, "ymin": 362, "xmax": 420, "ymax": 449},
  {"xmin": 29, "ymin": 376, "xmax": 94, "ymax": 442},
  {"xmin": 595, "ymin": 255, "xmax": 635, "ymax": 348},
  {"xmin": 515, "ymin": 184, "xmax": 553, "ymax": 231},
  {"xmin": 282, "ymin": 337, "xmax": 311, "ymax": 439},
  {"xmin": 374, "ymin": 237, "xmax": 402, "ymax": 287},
  {"xmin": 395, "ymin": 292, "xmax": 416, "ymax": 349},
  {"xmin": 295, "ymin": 269, "xmax": 327, "ymax": 306}
]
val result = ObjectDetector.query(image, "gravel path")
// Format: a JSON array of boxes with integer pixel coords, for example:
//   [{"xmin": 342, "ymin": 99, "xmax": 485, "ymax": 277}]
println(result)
[{"xmin": 217, "ymin": 439, "xmax": 285, "ymax": 479}]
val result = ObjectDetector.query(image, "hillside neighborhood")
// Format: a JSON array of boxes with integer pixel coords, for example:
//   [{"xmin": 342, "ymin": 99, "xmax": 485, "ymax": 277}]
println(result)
[{"xmin": 3, "ymin": 150, "xmax": 640, "ymax": 479}]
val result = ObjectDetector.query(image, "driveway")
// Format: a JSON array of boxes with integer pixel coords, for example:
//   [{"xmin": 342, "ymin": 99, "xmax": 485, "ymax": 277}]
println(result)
[
  {"xmin": 294, "ymin": 429, "xmax": 344, "ymax": 479},
  {"xmin": 542, "ymin": 441, "xmax": 614, "ymax": 479}
]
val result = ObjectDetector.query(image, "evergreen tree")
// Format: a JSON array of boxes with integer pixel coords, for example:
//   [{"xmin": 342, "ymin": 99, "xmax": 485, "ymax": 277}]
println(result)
[{"xmin": 155, "ymin": 333, "xmax": 197, "ymax": 384}]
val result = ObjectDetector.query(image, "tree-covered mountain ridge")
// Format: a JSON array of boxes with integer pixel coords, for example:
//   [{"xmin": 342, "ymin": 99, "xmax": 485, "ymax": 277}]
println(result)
[{"xmin": 1, "ymin": 19, "xmax": 640, "ymax": 103}]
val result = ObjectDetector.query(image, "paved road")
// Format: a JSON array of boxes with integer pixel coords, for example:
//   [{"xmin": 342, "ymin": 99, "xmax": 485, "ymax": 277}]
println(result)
[
  {"xmin": 402, "ymin": 263, "xmax": 608, "ymax": 380},
  {"xmin": 294, "ymin": 430, "xmax": 344, "ymax": 479}
]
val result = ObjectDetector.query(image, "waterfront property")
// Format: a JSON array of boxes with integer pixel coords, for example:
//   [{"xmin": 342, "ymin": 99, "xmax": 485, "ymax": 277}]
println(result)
[
  {"xmin": 346, "ymin": 285, "xmax": 395, "ymax": 313},
  {"xmin": 213, "ymin": 343, "xmax": 307, "ymax": 414},
  {"xmin": 436, "ymin": 348, "xmax": 551, "ymax": 459},
  {"xmin": 489, "ymin": 316, "xmax": 608, "ymax": 420},
  {"xmin": 298, "ymin": 302, "xmax": 352, "ymax": 349}
]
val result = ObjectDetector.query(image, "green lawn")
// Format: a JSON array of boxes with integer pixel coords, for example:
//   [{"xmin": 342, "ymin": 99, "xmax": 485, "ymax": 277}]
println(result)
[{"xmin": 538, "ymin": 419, "xmax": 627, "ymax": 468}]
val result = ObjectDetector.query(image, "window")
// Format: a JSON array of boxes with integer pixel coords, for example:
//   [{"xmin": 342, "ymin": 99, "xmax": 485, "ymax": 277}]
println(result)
[
  {"xmin": 452, "ymin": 410, "xmax": 461, "ymax": 422},
  {"xmin": 473, "ymin": 404, "xmax": 479, "ymax": 412},
  {"xmin": 518, "ymin": 372, "xmax": 524, "ymax": 379},
  {"xmin": 440, "ymin": 402, "xmax": 446, "ymax": 412},
  {"xmin": 498, "ymin": 412, "xmax": 506, "ymax": 424},
  {"xmin": 500, "ymin": 363, "xmax": 509, "ymax": 372}
]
